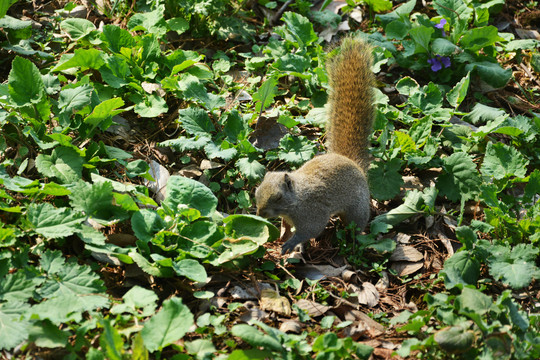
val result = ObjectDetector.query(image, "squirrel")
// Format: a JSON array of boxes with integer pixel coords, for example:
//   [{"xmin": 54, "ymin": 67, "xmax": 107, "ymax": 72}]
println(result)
[{"xmin": 255, "ymin": 37, "xmax": 375, "ymax": 254}]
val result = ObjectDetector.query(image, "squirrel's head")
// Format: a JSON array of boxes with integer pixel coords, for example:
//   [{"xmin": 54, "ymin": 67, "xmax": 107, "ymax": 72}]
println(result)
[{"xmin": 255, "ymin": 172, "xmax": 295, "ymax": 218}]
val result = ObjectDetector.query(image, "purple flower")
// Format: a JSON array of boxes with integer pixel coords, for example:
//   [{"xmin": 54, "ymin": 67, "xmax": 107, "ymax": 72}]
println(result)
[
  {"xmin": 427, "ymin": 55, "xmax": 451, "ymax": 72},
  {"xmin": 434, "ymin": 18, "xmax": 447, "ymax": 36}
]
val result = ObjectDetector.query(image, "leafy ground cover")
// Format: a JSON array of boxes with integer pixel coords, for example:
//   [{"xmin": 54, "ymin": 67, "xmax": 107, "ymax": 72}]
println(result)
[{"xmin": 1, "ymin": 0, "xmax": 539, "ymax": 359}]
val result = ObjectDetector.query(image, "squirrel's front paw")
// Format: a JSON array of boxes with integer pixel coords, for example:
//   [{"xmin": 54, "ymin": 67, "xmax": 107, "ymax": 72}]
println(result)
[{"xmin": 281, "ymin": 237, "xmax": 303, "ymax": 255}]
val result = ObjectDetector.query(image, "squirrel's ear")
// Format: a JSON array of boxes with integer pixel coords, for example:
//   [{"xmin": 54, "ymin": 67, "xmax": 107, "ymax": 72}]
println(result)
[{"xmin": 283, "ymin": 174, "xmax": 294, "ymax": 191}]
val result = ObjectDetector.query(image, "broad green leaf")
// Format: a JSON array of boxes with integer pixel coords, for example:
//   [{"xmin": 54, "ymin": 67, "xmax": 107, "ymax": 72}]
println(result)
[
  {"xmin": 60, "ymin": 18, "xmax": 96, "ymax": 40},
  {"xmin": 127, "ymin": 7, "xmax": 168, "ymax": 37},
  {"xmin": 173, "ymin": 259, "xmax": 207, "ymax": 282},
  {"xmin": 99, "ymin": 319, "xmax": 123, "ymax": 360},
  {"xmin": 441, "ymin": 250, "xmax": 480, "ymax": 288},
  {"xmin": 76, "ymin": 225, "xmax": 106, "ymax": 246},
  {"xmin": 280, "ymin": 12, "xmax": 317, "ymax": 47},
  {"xmin": 253, "ymin": 77, "xmax": 278, "ymax": 113},
  {"xmin": 409, "ymin": 82, "xmax": 443, "ymax": 114},
  {"xmin": 488, "ymin": 243, "xmax": 540, "ymax": 289},
  {"xmin": 40, "ymin": 249, "xmax": 65, "ymax": 274},
  {"xmin": 84, "ymin": 97, "xmax": 125, "ymax": 128},
  {"xmin": 163, "ymin": 176, "xmax": 217, "ymax": 217},
  {"xmin": 376, "ymin": 0, "xmax": 416, "ymax": 25},
  {"xmin": 131, "ymin": 209, "xmax": 166, "ymax": 242},
  {"xmin": 132, "ymin": 93, "xmax": 168, "ymax": 118},
  {"xmin": 437, "ymin": 152, "xmax": 481, "ymax": 202},
  {"xmin": 101, "ymin": 24, "xmax": 135, "ymax": 53},
  {"xmin": 0, "ymin": 0, "xmax": 18, "ymax": 18},
  {"xmin": 110, "ymin": 286, "xmax": 158, "ymax": 317},
  {"xmin": 28, "ymin": 320, "xmax": 69, "ymax": 348},
  {"xmin": 0, "ymin": 271, "xmax": 36, "ymax": 302},
  {"xmin": 465, "ymin": 61, "xmax": 512, "ymax": 89},
  {"xmin": 457, "ymin": 287, "xmax": 492, "ymax": 315},
  {"xmin": 228, "ymin": 349, "xmax": 272, "ymax": 360},
  {"xmin": 231, "ymin": 324, "xmax": 283, "ymax": 352},
  {"xmin": 8, "ymin": 56, "xmax": 45, "ymax": 107},
  {"xmin": 409, "ymin": 26, "xmax": 434, "ymax": 53},
  {"xmin": 385, "ymin": 20, "xmax": 410, "ymax": 40},
  {"xmin": 396, "ymin": 76, "xmax": 419, "ymax": 96},
  {"xmin": 37, "ymin": 259, "xmax": 106, "ymax": 299},
  {"xmin": 278, "ymin": 135, "xmax": 316, "ymax": 166},
  {"xmin": 393, "ymin": 131, "xmax": 416, "ymax": 152},
  {"xmin": 177, "ymin": 107, "xmax": 215, "ymax": 137},
  {"xmin": 160, "ymin": 136, "xmax": 210, "ymax": 152},
  {"xmin": 100, "ymin": 56, "xmax": 131, "ymax": 88},
  {"xmin": 178, "ymin": 220, "xmax": 223, "ymax": 259},
  {"xmin": 0, "ymin": 302, "xmax": 31, "ymax": 350},
  {"xmin": 236, "ymin": 157, "xmax": 265, "ymax": 182},
  {"xmin": 364, "ymin": 0, "xmax": 392, "ymax": 13},
  {"xmin": 460, "ymin": 26, "xmax": 501, "ymax": 52},
  {"xmin": 368, "ymin": 158, "xmax": 404, "ymax": 201},
  {"xmin": 58, "ymin": 84, "xmax": 93, "ymax": 116},
  {"xmin": 128, "ymin": 251, "xmax": 174, "ymax": 278},
  {"xmin": 447, "ymin": 72, "xmax": 470, "ymax": 108},
  {"xmin": 224, "ymin": 214, "xmax": 279, "ymax": 245},
  {"xmin": 431, "ymin": 38, "xmax": 460, "ymax": 56},
  {"xmin": 463, "ymin": 103, "xmax": 506, "ymax": 125},
  {"xmin": 434, "ymin": 325, "xmax": 475, "ymax": 353},
  {"xmin": 370, "ymin": 189, "xmax": 426, "ymax": 232},
  {"xmin": 27, "ymin": 203, "xmax": 85, "ymax": 238},
  {"xmin": 204, "ymin": 141, "xmax": 237, "ymax": 161},
  {"xmin": 141, "ymin": 297, "xmax": 194, "ymax": 352},
  {"xmin": 480, "ymin": 142, "xmax": 529, "ymax": 180},
  {"xmin": 69, "ymin": 180, "xmax": 128, "ymax": 223},
  {"xmin": 54, "ymin": 48, "xmax": 105, "ymax": 71},
  {"xmin": 167, "ymin": 17, "xmax": 189, "ymax": 34}
]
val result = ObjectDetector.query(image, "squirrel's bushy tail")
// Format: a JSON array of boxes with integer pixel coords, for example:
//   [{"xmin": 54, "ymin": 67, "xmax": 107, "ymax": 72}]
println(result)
[{"xmin": 325, "ymin": 37, "xmax": 374, "ymax": 171}]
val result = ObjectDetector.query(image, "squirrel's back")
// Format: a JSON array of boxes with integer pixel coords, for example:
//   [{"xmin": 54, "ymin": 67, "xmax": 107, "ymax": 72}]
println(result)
[{"xmin": 325, "ymin": 38, "xmax": 374, "ymax": 171}]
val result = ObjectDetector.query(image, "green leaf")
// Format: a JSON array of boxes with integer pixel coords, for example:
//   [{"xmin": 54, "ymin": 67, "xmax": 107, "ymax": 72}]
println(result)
[
  {"xmin": 54, "ymin": 48, "xmax": 105, "ymax": 71},
  {"xmin": 376, "ymin": 0, "xmax": 416, "ymax": 25},
  {"xmin": 110, "ymin": 286, "xmax": 158, "ymax": 317},
  {"xmin": 99, "ymin": 319, "xmax": 123, "ymax": 360},
  {"xmin": 36, "ymin": 146, "xmax": 84, "ymax": 184},
  {"xmin": 0, "ymin": 302, "xmax": 31, "ymax": 350},
  {"xmin": 368, "ymin": 158, "xmax": 404, "ymax": 201},
  {"xmin": 437, "ymin": 152, "xmax": 481, "ymax": 202},
  {"xmin": 86, "ymin": 96, "xmax": 124, "ymax": 122},
  {"xmin": 465, "ymin": 61, "xmax": 512, "ymax": 89},
  {"xmin": 396, "ymin": 76, "xmax": 419, "ymax": 96},
  {"xmin": 60, "ymin": 18, "xmax": 96, "ymax": 40},
  {"xmin": 58, "ymin": 84, "xmax": 93, "ymax": 116},
  {"xmin": 163, "ymin": 176, "xmax": 218, "ymax": 217},
  {"xmin": 434, "ymin": 325, "xmax": 475, "ymax": 353},
  {"xmin": 409, "ymin": 82, "xmax": 443, "ymax": 114},
  {"xmin": 28, "ymin": 320, "xmax": 69, "ymax": 348},
  {"xmin": 431, "ymin": 38, "xmax": 460, "ymax": 56},
  {"xmin": 480, "ymin": 142, "xmax": 529, "ymax": 180},
  {"xmin": 409, "ymin": 26, "xmax": 434, "ymax": 53},
  {"xmin": 460, "ymin": 26, "xmax": 501, "ymax": 52},
  {"xmin": 8, "ymin": 56, "xmax": 45, "ymax": 107},
  {"xmin": 27, "ymin": 203, "xmax": 85, "ymax": 238},
  {"xmin": 441, "ymin": 250, "xmax": 480, "ymax": 289},
  {"xmin": 278, "ymin": 135, "xmax": 316, "ymax": 166},
  {"xmin": 0, "ymin": 0, "xmax": 18, "ymax": 18},
  {"xmin": 0, "ymin": 271, "xmax": 36, "ymax": 302},
  {"xmin": 141, "ymin": 297, "xmax": 194, "ymax": 352},
  {"xmin": 236, "ymin": 157, "xmax": 265, "ymax": 182},
  {"xmin": 167, "ymin": 17, "xmax": 189, "ymax": 34},
  {"xmin": 228, "ymin": 349, "xmax": 273, "ymax": 360},
  {"xmin": 101, "ymin": 24, "xmax": 135, "ymax": 53},
  {"xmin": 385, "ymin": 20, "xmax": 410, "ymax": 40},
  {"xmin": 280, "ymin": 12, "xmax": 317, "ymax": 47},
  {"xmin": 488, "ymin": 243, "xmax": 540, "ymax": 289},
  {"xmin": 177, "ymin": 107, "xmax": 215, "ymax": 137},
  {"xmin": 365, "ymin": 0, "xmax": 392, "ymax": 13},
  {"xmin": 204, "ymin": 141, "xmax": 237, "ymax": 161},
  {"xmin": 231, "ymin": 324, "xmax": 283, "ymax": 352},
  {"xmin": 370, "ymin": 189, "xmax": 426, "ymax": 232},
  {"xmin": 253, "ymin": 77, "xmax": 278, "ymax": 113},
  {"xmin": 457, "ymin": 287, "xmax": 492, "ymax": 315},
  {"xmin": 447, "ymin": 72, "xmax": 470, "ymax": 108},
  {"xmin": 173, "ymin": 259, "xmax": 207, "ymax": 282},
  {"xmin": 131, "ymin": 209, "xmax": 166, "ymax": 242},
  {"xmin": 127, "ymin": 7, "xmax": 168, "ymax": 37}
]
